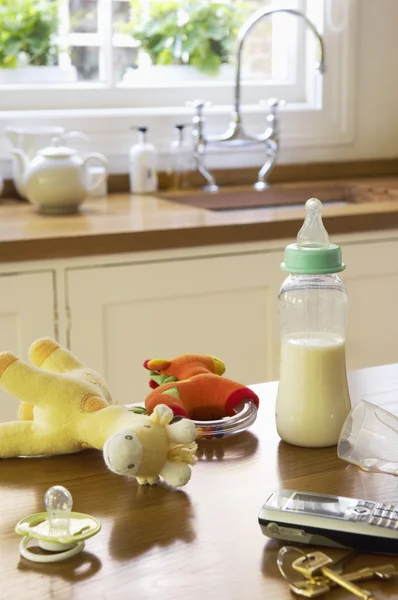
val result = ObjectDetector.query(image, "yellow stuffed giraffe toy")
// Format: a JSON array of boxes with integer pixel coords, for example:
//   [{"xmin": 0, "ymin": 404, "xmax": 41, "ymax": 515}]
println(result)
[{"xmin": 0, "ymin": 338, "xmax": 197, "ymax": 487}]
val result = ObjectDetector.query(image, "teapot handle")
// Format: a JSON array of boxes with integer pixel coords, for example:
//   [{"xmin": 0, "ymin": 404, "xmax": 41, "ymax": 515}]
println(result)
[{"xmin": 83, "ymin": 152, "xmax": 109, "ymax": 194}]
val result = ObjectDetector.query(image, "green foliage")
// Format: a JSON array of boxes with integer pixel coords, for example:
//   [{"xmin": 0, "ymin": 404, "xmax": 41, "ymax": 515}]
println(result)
[
  {"xmin": 0, "ymin": 0, "xmax": 59, "ymax": 69},
  {"xmin": 126, "ymin": 0, "xmax": 252, "ymax": 76}
]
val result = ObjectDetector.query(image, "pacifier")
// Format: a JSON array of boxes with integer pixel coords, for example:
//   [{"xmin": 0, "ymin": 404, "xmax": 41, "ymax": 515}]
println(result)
[{"xmin": 15, "ymin": 485, "xmax": 101, "ymax": 563}]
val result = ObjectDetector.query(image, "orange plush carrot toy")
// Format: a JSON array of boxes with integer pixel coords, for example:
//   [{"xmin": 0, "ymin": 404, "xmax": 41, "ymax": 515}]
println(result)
[{"xmin": 143, "ymin": 354, "xmax": 259, "ymax": 421}]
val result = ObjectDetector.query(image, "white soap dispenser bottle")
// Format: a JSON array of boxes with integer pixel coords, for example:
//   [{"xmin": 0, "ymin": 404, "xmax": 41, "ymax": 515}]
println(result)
[{"xmin": 129, "ymin": 127, "xmax": 158, "ymax": 194}]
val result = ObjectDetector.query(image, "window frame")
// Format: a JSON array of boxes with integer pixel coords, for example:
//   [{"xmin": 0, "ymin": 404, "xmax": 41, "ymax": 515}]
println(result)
[
  {"xmin": 0, "ymin": 0, "xmax": 306, "ymax": 109},
  {"xmin": 0, "ymin": 0, "xmax": 358, "ymax": 174}
]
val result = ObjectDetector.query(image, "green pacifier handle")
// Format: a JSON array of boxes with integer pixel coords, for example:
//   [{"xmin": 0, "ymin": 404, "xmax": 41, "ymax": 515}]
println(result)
[{"xmin": 19, "ymin": 536, "xmax": 85, "ymax": 563}]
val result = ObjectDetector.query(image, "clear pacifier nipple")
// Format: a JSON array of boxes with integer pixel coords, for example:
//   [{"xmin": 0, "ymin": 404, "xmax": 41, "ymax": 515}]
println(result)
[
  {"xmin": 45, "ymin": 485, "xmax": 72, "ymax": 538},
  {"xmin": 297, "ymin": 198, "xmax": 329, "ymax": 248}
]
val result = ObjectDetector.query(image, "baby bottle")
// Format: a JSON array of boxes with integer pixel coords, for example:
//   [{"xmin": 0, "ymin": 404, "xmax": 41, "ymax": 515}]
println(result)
[{"xmin": 275, "ymin": 198, "xmax": 351, "ymax": 448}]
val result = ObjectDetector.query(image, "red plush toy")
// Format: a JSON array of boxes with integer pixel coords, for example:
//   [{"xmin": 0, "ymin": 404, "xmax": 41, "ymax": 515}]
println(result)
[{"xmin": 143, "ymin": 354, "xmax": 259, "ymax": 421}]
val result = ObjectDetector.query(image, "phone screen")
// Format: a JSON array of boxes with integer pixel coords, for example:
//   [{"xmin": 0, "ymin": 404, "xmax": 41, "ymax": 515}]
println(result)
[{"xmin": 284, "ymin": 492, "xmax": 355, "ymax": 519}]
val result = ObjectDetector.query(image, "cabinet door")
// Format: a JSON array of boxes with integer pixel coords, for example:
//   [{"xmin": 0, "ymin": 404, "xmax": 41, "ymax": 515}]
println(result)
[
  {"xmin": 67, "ymin": 253, "xmax": 281, "ymax": 405},
  {"xmin": 342, "ymin": 239, "xmax": 398, "ymax": 370},
  {"xmin": 0, "ymin": 271, "xmax": 56, "ymax": 422}
]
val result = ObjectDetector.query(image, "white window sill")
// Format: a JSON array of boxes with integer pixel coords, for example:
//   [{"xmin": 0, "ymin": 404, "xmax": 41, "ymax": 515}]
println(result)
[{"xmin": 0, "ymin": 96, "xmax": 354, "ymax": 177}]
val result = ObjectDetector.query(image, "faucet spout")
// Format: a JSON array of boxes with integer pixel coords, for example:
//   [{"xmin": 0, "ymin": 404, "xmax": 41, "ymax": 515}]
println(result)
[
  {"xmin": 234, "ymin": 8, "xmax": 325, "ymax": 126},
  {"xmin": 185, "ymin": 7, "xmax": 326, "ymax": 192}
]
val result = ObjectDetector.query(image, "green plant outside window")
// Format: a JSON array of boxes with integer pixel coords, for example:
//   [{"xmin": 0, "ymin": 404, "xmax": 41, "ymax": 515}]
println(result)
[
  {"xmin": 0, "ymin": 0, "xmax": 59, "ymax": 69},
  {"xmin": 125, "ymin": 0, "xmax": 253, "ymax": 76}
]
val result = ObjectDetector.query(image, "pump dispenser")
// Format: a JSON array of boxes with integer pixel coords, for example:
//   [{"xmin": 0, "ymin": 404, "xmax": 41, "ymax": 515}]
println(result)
[
  {"xmin": 129, "ymin": 126, "xmax": 158, "ymax": 194},
  {"xmin": 169, "ymin": 124, "xmax": 193, "ymax": 189},
  {"xmin": 276, "ymin": 198, "xmax": 351, "ymax": 448}
]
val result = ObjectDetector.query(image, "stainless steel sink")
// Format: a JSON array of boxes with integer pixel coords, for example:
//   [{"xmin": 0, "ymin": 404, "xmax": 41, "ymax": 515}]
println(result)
[{"xmin": 160, "ymin": 183, "xmax": 355, "ymax": 212}]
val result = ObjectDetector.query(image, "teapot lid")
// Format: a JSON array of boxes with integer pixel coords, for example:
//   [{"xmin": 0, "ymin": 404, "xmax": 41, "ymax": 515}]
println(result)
[{"xmin": 39, "ymin": 137, "xmax": 77, "ymax": 158}]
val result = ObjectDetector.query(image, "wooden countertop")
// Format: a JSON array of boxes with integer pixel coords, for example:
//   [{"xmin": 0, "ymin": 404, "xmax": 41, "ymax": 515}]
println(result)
[
  {"xmin": 2, "ymin": 177, "xmax": 398, "ymax": 262},
  {"xmin": 2, "ymin": 363, "xmax": 398, "ymax": 599}
]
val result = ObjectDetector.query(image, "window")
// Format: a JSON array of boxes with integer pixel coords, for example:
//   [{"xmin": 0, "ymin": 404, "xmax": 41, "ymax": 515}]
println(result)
[
  {"xmin": 0, "ymin": 0, "xmax": 313, "ymax": 107},
  {"xmin": 0, "ymin": 0, "xmax": 357, "ymax": 172}
]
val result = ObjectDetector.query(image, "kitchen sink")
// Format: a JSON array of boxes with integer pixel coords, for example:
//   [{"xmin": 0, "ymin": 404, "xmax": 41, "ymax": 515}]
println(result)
[{"xmin": 160, "ymin": 182, "xmax": 356, "ymax": 211}]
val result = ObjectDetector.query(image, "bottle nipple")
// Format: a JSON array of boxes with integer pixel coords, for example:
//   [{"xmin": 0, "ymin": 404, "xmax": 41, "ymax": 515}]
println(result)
[
  {"xmin": 44, "ymin": 485, "xmax": 72, "ymax": 538},
  {"xmin": 297, "ymin": 198, "xmax": 329, "ymax": 248}
]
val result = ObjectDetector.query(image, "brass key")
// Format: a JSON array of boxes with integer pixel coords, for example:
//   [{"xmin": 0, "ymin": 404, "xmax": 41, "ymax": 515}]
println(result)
[
  {"xmin": 344, "ymin": 564, "xmax": 398, "ymax": 582},
  {"xmin": 289, "ymin": 579, "xmax": 330, "ymax": 598},
  {"xmin": 278, "ymin": 546, "xmax": 353, "ymax": 597},
  {"xmin": 293, "ymin": 551, "xmax": 374, "ymax": 600},
  {"xmin": 312, "ymin": 564, "xmax": 398, "ymax": 587},
  {"xmin": 293, "ymin": 551, "xmax": 334, "ymax": 577},
  {"xmin": 289, "ymin": 552, "xmax": 360, "ymax": 597},
  {"xmin": 297, "ymin": 563, "xmax": 398, "ymax": 597}
]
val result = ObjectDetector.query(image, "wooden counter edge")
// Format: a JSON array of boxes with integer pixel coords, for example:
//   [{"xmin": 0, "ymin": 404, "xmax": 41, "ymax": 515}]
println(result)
[{"xmin": 1, "ymin": 209, "xmax": 398, "ymax": 263}]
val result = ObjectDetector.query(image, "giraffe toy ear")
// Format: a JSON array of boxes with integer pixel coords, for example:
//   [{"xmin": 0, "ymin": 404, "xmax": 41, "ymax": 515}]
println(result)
[
  {"xmin": 167, "ymin": 418, "xmax": 196, "ymax": 444},
  {"xmin": 149, "ymin": 404, "xmax": 174, "ymax": 426}
]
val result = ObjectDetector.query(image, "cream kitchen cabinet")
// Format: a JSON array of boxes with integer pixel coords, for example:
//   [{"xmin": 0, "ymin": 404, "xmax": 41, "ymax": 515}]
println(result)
[
  {"xmin": 66, "ymin": 252, "xmax": 281, "ymax": 405},
  {"xmin": 342, "ymin": 238, "xmax": 398, "ymax": 371},
  {"xmin": 0, "ymin": 271, "xmax": 57, "ymax": 422},
  {"xmin": 65, "ymin": 233, "xmax": 398, "ymax": 406}
]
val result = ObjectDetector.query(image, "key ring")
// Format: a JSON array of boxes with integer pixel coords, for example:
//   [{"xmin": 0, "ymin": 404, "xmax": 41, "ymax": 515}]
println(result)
[{"xmin": 277, "ymin": 546, "xmax": 308, "ymax": 584}]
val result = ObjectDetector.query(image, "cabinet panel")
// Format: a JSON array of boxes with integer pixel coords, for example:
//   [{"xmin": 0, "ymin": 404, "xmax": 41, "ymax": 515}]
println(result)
[
  {"xmin": 0, "ymin": 272, "xmax": 56, "ymax": 422},
  {"xmin": 345, "ymin": 273, "xmax": 398, "ymax": 369},
  {"xmin": 67, "ymin": 254, "xmax": 281, "ymax": 405},
  {"xmin": 342, "ymin": 240, "xmax": 398, "ymax": 370}
]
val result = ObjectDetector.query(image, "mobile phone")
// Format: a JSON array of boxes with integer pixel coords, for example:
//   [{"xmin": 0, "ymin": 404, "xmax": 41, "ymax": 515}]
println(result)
[{"xmin": 259, "ymin": 489, "xmax": 398, "ymax": 553}]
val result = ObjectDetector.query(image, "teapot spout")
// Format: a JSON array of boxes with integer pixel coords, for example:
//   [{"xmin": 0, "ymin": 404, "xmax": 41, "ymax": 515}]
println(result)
[{"xmin": 11, "ymin": 149, "xmax": 29, "ymax": 197}]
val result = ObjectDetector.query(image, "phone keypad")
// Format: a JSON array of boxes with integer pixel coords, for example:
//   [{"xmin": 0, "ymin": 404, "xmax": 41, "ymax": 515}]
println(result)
[{"xmin": 359, "ymin": 502, "xmax": 398, "ymax": 529}]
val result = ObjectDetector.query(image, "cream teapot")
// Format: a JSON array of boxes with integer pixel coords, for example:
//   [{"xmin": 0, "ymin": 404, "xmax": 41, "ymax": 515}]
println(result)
[
  {"xmin": 6, "ymin": 126, "xmax": 89, "ymax": 198},
  {"xmin": 12, "ymin": 137, "xmax": 108, "ymax": 214}
]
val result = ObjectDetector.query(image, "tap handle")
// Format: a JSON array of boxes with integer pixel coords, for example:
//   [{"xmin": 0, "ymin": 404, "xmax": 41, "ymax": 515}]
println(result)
[
  {"xmin": 260, "ymin": 97, "xmax": 286, "ymax": 115},
  {"xmin": 186, "ymin": 99, "xmax": 212, "ymax": 117}
]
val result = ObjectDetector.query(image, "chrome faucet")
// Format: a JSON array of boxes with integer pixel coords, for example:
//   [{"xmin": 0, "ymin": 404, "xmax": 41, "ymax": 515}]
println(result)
[{"xmin": 186, "ymin": 7, "xmax": 325, "ymax": 192}]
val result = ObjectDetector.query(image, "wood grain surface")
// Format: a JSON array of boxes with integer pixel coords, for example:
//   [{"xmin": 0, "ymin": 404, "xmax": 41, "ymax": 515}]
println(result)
[
  {"xmin": 1, "ymin": 178, "xmax": 398, "ymax": 262},
  {"xmin": 1, "ymin": 363, "xmax": 398, "ymax": 599}
]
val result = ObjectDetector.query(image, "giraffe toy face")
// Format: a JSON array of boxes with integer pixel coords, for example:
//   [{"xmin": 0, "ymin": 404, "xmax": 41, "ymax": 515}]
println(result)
[
  {"xmin": 103, "ymin": 406, "xmax": 197, "ymax": 486},
  {"xmin": 103, "ymin": 429, "xmax": 143, "ymax": 478}
]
